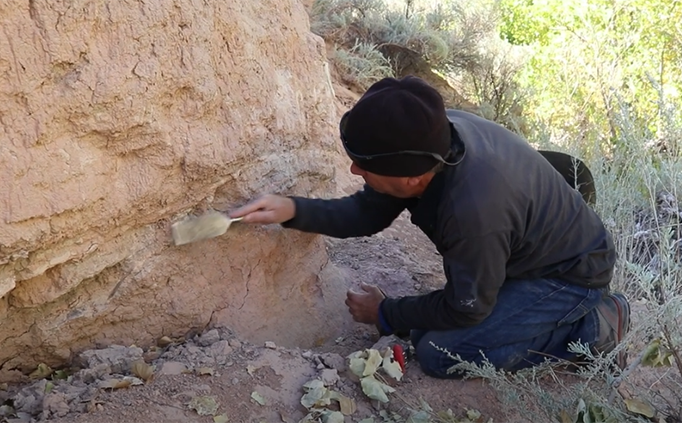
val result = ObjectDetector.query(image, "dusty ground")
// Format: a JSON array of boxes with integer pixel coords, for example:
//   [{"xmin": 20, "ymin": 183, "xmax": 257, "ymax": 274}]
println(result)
[
  {"xmin": 2, "ymin": 205, "xmax": 678, "ymax": 423},
  {"xmin": 0, "ymin": 211, "xmax": 524, "ymax": 423}
]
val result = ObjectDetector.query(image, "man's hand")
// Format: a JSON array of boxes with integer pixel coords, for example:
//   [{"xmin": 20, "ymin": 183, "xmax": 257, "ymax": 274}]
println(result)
[
  {"xmin": 345, "ymin": 283, "xmax": 386, "ymax": 325},
  {"xmin": 229, "ymin": 194, "xmax": 296, "ymax": 224}
]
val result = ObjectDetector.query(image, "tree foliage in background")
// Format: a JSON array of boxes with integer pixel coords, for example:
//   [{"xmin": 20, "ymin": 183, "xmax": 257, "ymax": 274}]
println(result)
[
  {"xmin": 497, "ymin": 0, "xmax": 682, "ymax": 156},
  {"xmin": 310, "ymin": 0, "xmax": 529, "ymax": 131}
]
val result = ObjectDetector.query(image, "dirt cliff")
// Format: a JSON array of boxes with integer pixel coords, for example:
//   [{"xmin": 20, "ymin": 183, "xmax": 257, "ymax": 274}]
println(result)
[{"xmin": 0, "ymin": 0, "xmax": 353, "ymax": 381}]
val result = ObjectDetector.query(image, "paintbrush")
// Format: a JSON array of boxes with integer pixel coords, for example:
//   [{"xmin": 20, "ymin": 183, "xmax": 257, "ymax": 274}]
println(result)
[{"xmin": 171, "ymin": 210, "xmax": 243, "ymax": 246}]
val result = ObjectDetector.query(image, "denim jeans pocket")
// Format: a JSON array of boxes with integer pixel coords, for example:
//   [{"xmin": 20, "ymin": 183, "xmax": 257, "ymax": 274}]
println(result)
[
  {"xmin": 557, "ymin": 300, "xmax": 591, "ymax": 327},
  {"xmin": 556, "ymin": 286, "xmax": 602, "ymax": 327}
]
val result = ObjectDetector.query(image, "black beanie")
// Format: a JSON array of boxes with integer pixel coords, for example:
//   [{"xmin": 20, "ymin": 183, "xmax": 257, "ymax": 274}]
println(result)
[{"xmin": 341, "ymin": 75, "xmax": 452, "ymax": 177}]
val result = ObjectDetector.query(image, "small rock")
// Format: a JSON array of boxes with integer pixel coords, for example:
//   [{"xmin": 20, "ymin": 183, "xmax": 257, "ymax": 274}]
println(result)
[
  {"xmin": 228, "ymin": 339, "xmax": 242, "ymax": 349},
  {"xmin": 198, "ymin": 329, "xmax": 221, "ymax": 347},
  {"xmin": 78, "ymin": 345, "xmax": 144, "ymax": 374},
  {"xmin": 320, "ymin": 369, "xmax": 339, "ymax": 386},
  {"xmin": 143, "ymin": 350, "xmax": 161, "ymax": 362},
  {"xmin": 14, "ymin": 390, "xmax": 42, "ymax": 414},
  {"xmin": 158, "ymin": 362, "xmax": 187, "ymax": 376},
  {"xmin": 75, "ymin": 363, "xmax": 111, "ymax": 384},
  {"xmin": 316, "ymin": 363, "xmax": 325, "ymax": 370},
  {"xmin": 187, "ymin": 346, "xmax": 201, "ymax": 355},
  {"xmin": 210, "ymin": 340, "xmax": 233, "ymax": 356},
  {"xmin": 301, "ymin": 350, "xmax": 313, "ymax": 359},
  {"xmin": 370, "ymin": 335, "xmax": 405, "ymax": 353},
  {"xmin": 231, "ymin": 378, "xmax": 239, "ymax": 385},
  {"xmin": 264, "ymin": 341, "xmax": 276, "ymax": 349},
  {"xmin": 62, "ymin": 385, "xmax": 88, "ymax": 403},
  {"xmin": 319, "ymin": 353, "xmax": 346, "ymax": 372}
]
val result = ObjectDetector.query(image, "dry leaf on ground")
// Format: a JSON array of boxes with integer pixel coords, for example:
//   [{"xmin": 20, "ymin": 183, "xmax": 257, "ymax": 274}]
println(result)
[
  {"xmin": 251, "ymin": 391, "xmax": 266, "ymax": 406},
  {"xmin": 131, "ymin": 360, "xmax": 154, "ymax": 381},
  {"xmin": 188, "ymin": 395, "xmax": 219, "ymax": 416}
]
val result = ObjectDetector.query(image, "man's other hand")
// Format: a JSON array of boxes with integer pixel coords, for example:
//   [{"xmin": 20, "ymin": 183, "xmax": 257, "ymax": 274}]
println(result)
[
  {"xmin": 229, "ymin": 195, "xmax": 296, "ymax": 224},
  {"xmin": 345, "ymin": 283, "xmax": 386, "ymax": 325}
]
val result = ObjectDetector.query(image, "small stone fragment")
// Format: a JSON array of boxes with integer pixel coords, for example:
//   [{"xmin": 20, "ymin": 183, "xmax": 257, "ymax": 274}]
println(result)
[
  {"xmin": 198, "ymin": 330, "xmax": 221, "ymax": 347},
  {"xmin": 264, "ymin": 341, "xmax": 276, "ymax": 349},
  {"xmin": 210, "ymin": 340, "xmax": 233, "ymax": 356},
  {"xmin": 228, "ymin": 339, "xmax": 242, "ymax": 349},
  {"xmin": 320, "ymin": 369, "xmax": 339, "ymax": 386},
  {"xmin": 319, "ymin": 353, "xmax": 346, "ymax": 372},
  {"xmin": 42, "ymin": 392, "xmax": 70, "ymax": 418},
  {"xmin": 301, "ymin": 350, "xmax": 313, "ymax": 359}
]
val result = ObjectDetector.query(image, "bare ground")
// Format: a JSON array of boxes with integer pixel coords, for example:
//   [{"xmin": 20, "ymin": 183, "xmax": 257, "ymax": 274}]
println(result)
[
  {"xmin": 2, "ymin": 208, "xmax": 676, "ymax": 423},
  {"xmin": 1, "ymin": 212, "xmax": 527, "ymax": 423}
]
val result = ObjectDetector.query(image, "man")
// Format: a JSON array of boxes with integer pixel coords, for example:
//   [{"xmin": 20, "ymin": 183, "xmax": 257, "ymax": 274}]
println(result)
[{"xmin": 230, "ymin": 76, "xmax": 630, "ymax": 378}]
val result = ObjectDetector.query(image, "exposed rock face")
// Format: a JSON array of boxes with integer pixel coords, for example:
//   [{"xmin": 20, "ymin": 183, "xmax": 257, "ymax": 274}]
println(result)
[{"xmin": 0, "ymin": 0, "xmax": 353, "ymax": 380}]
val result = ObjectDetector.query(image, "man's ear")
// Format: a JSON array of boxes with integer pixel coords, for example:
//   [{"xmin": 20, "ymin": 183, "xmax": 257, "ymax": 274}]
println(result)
[{"xmin": 405, "ymin": 175, "xmax": 423, "ymax": 187}]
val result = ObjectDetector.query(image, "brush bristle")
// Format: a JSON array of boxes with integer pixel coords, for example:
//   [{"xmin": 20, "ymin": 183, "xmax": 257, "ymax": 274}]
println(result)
[{"xmin": 171, "ymin": 211, "xmax": 231, "ymax": 245}]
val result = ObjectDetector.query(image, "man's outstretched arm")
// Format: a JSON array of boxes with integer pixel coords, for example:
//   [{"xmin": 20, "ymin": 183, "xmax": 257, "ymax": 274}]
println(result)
[{"xmin": 230, "ymin": 184, "xmax": 409, "ymax": 238}]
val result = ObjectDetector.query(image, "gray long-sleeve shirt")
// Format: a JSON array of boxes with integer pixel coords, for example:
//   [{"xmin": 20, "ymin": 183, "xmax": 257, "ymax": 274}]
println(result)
[{"xmin": 282, "ymin": 109, "xmax": 616, "ymax": 332}]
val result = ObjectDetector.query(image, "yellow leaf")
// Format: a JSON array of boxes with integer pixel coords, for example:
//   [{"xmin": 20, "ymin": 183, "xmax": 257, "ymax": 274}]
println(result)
[
  {"xmin": 328, "ymin": 390, "xmax": 357, "ymax": 415},
  {"xmin": 558, "ymin": 409, "xmax": 573, "ymax": 423},
  {"xmin": 198, "ymin": 367, "xmax": 215, "ymax": 376},
  {"xmin": 363, "ymin": 349, "xmax": 383, "ymax": 377},
  {"xmin": 29, "ymin": 363, "xmax": 53, "ymax": 380},
  {"xmin": 99, "ymin": 378, "xmax": 132, "ymax": 390},
  {"xmin": 131, "ymin": 360, "xmax": 154, "ymax": 382},
  {"xmin": 188, "ymin": 395, "xmax": 219, "ymax": 416},
  {"xmin": 213, "ymin": 414, "xmax": 229, "ymax": 423},
  {"xmin": 158, "ymin": 336, "xmax": 173, "ymax": 347},
  {"xmin": 360, "ymin": 375, "xmax": 395, "ymax": 403},
  {"xmin": 624, "ymin": 398, "xmax": 656, "ymax": 418}
]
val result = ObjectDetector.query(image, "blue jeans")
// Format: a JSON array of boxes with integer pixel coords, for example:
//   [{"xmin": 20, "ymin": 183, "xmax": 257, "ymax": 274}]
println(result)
[{"xmin": 410, "ymin": 278, "xmax": 603, "ymax": 378}]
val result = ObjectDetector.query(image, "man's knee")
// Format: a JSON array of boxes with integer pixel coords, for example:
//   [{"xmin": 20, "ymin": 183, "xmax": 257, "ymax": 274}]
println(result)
[{"xmin": 413, "ymin": 332, "xmax": 472, "ymax": 379}]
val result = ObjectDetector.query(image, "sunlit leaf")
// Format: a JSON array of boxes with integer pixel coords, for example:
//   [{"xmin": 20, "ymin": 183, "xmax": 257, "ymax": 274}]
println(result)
[
  {"xmin": 188, "ymin": 395, "xmax": 219, "ymax": 416},
  {"xmin": 642, "ymin": 339, "xmax": 675, "ymax": 368},
  {"xmin": 301, "ymin": 379, "xmax": 331, "ymax": 409},
  {"xmin": 99, "ymin": 378, "xmax": 132, "ymax": 390},
  {"xmin": 29, "ymin": 363, "xmax": 53, "ymax": 380},
  {"xmin": 363, "ymin": 349, "xmax": 383, "ymax": 376},
  {"xmin": 158, "ymin": 336, "xmax": 174, "ymax": 347},
  {"xmin": 251, "ymin": 391, "xmax": 266, "ymax": 406},
  {"xmin": 349, "ymin": 357, "xmax": 366, "ymax": 377},
  {"xmin": 558, "ymin": 409, "xmax": 573, "ymax": 423},
  {"xmin": 624, "ymin": 398, "xmax": 656, "ymax": 418},
  {"xmin": 321, "ymin": 410, "xmax": 345, "ymax": 423},
  {"xmin": 381, "ymin": 351, "xmax": 404, "ymax": 381},
  {"xmin": 328, "ymin": 390, "xmax": 356, "ymax": 415},
  {"xmin": 466, "ymin": 409, "xmax": 482, "ymax": 421},
  {"xmin": 131, "ymin": 360, "xmax": 154, "ymax": 382},
  {"xmin": 198, "ymin": 367, "xmax": 215, "ymax": 376},
  {"xmin": 360, "ymin": 375, "xmax": 395, "ymax": 403},
  {"xmin": 406, "ymin": 410, "xmax": 431, "ymax": 423}
]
